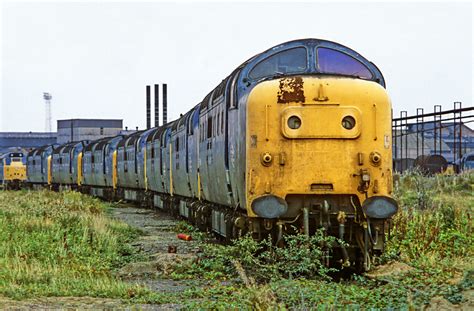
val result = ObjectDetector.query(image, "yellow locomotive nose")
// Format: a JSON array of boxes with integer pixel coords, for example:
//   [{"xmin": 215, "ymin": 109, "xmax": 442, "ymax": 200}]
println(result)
[{"xmin": 246, "ymin": 76, "xmax": 394, "ymax": 219}]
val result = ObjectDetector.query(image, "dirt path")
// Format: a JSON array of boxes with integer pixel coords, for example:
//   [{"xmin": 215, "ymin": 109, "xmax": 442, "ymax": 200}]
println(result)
[
  {"xmin": 110, "ymin": 205, "xmax": 210, "ymax": 293},
  {"xmin": 111, "ymin": 206, "xmax": 201, "ymax": 256}
]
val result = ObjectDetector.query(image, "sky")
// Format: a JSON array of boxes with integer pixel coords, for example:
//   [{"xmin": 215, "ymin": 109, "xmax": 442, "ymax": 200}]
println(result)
[{"xmin": 1, "ymin": 0, "xmax": 472, "ymax": 132}]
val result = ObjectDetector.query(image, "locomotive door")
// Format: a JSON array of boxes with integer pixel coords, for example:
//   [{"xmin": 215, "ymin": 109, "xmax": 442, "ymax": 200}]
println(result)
[
  {"xmin": 206, "ymin": 106, "xmax": 217, "ymax": 202},
  {"xmin": 187, "ymin": 107, "xmax": 200, "ymax": 198}
]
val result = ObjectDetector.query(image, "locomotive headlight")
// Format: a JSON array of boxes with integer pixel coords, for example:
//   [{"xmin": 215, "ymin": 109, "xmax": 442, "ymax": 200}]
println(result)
[
  {"xmin": 287, "ymin": 116, "xmax": 302, "ymax": 129},
  {"xmin": 342, "ymin": 116, "xmax": 356, "ymax": 130},
  {"xmin": 362, "ymin": 196, "xmax": 398, "ymax": 219},
  {"xmin": 252, "ymin": 195, "xmax": 288, "ymax": 219}
]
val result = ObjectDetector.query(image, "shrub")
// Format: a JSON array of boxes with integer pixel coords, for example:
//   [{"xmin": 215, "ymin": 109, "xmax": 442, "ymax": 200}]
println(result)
[{"xmin": 172, "ymin": 229, "xmax": 338, "ymax": 282}]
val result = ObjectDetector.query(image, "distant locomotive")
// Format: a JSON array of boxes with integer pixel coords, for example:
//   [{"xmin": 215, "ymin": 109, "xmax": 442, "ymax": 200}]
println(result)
[
  {"xmin": 0, "ymin": 151, "xmax": 27, "ymax": 189},
  {"xmin": 26, "ymin": 39, "xmax": 398, "ymax": 270}
]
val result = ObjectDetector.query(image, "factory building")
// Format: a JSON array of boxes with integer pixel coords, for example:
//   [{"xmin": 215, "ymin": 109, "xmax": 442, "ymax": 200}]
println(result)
[
  {"xmin": 57, "ymin": 119, "xmax": 123, "ymax": 144},
  {"xmin": 0, "ymin": 119, "xmax": 130, "ymax": 155},
  {"xmin": 0, "ymin": 132, "xmax": 57, "ymax": 155}
]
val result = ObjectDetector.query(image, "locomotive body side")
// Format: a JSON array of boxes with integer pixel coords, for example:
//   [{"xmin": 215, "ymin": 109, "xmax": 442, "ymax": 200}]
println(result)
[{"xmin": 26, "ymin": 145, "xmax": 55, "ymax": 187}]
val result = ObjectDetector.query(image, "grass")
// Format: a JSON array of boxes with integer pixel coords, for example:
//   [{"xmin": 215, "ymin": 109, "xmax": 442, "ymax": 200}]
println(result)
[
  {"xmin": 170, "ymin": 171, "xmax": 474, "ymax": 309},
  {"xmin": 387, "ymin": 171, "xmax": 474, "ymax": 268},
  {"xmin": 0, "ymin": 171, "xmax": 472, "ymax": 309},
  {"xmin": 0, "ymin": 190, "xmax": 150, "ymax": 300}
]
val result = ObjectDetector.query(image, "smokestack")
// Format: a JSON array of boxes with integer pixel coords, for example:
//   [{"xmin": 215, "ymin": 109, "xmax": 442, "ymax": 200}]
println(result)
[
  {"xmin": 154, "ymin": 84, "xmax": 159, "ymax": 127},
  {"xmin": 146, "ymin": 85, "xmax": 151, "ymax": 129},
  {"xmin": 163, "ymin": 83, "xmax": 168, "ymax": 125}
]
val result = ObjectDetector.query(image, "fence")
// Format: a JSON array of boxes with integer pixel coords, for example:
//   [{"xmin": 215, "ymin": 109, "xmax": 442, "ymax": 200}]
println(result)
[{"xmin": 392, "ymin": 102, "xmax": 474, "ymax": 173}]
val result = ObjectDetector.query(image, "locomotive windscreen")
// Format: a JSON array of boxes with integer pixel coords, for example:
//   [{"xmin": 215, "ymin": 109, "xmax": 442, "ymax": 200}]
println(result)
[{"xmin": 317, "ymin": 47, "xmax": 373, "ymax": 79}]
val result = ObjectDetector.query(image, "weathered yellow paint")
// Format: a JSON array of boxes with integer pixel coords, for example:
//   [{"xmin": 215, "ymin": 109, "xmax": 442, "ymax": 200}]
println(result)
[
  {"xmin": 3, "ymin": 159, "xmax": 26, "ymax": 181},
  {"xmin": 197, "ymin": 172, "xmax": 202, "ymax": 200},
  {"xmin": 265, "ymin": 104, "xmax": 269, "ymax": 140},
  {"xmin": 245, "ymin": 77, "xmax": 393, "ymax": 217},
  {"xmin": 169, "ymin": 143, "xmax": 173, "ymax": 197},
  {"xmin": 47, "ymin": 155, "xmax": 52, "ymax": 185},
  {"xmin": 77, "ymin": 152, "xmax": 83, "ymax": 185},
  {"xmin": 112, "ymin": 150, "xmax": 117, "ymax": 190}
]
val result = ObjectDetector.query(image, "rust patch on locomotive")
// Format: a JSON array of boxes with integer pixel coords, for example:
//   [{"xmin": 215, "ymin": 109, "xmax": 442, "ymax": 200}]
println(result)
[{"xmin": 277, "ymin": 77, "xmax": 305, "ymax": 103}]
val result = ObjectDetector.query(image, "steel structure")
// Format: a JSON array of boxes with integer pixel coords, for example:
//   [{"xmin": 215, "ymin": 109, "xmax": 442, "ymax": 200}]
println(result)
[{"xmin": 392, "ymin": 103, "xmax": 474, "ymax": 173}]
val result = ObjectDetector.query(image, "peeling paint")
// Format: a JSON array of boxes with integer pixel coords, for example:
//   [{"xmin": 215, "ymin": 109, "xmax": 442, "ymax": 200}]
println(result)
[
  {"xmin": 250, "ymin": 135, "xmax": 257, "ymax": 148},
  {"xmin": 277, "ymin": 77, "xmax": 305, "ymax": 103}
]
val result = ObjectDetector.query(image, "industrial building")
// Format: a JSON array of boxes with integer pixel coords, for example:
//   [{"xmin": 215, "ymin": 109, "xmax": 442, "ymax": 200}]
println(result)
[
  {"xmin": 57, "ymin": 119, "xmax": 123, "ymax": 144},
  {"xmin": 0, "ymin": 119, "xmax": 129, "ymax": 155},
  {"xmin": 395, "ymin": 121, "xmax": 474, "ymax": 163},
  {"xmin": 0, "ymin": 132, "xmax": 57, "ymax": 155}
]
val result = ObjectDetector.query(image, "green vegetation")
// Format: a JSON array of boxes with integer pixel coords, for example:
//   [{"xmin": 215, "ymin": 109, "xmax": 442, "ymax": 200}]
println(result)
[
  {"xmin": 172, "ymin": 171, "xmax": 474, "ymax": 309},
  {"xmin": 388, "ymin": 171, "xmax": 473, "ymax": 268},
  {"xmin": 1, "ymin": 172, "xmax": 472, "ymax": 309},
  {"xmin": 171, "ymin": 230, "xmax": 338, "ymax": 281},
  {"xmin": 0, "ymin": 190, "xmax": 148, "ymax": 300}
]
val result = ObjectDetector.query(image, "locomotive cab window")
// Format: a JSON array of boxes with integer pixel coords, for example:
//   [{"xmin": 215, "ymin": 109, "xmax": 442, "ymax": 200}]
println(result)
[
  {"xmin": 228, "ymin": 70, "xmax": 241, "ymax": 109},
  {"xmin": 316, "ymin": 47, "xmax": 373, "ymax": 79},
  {"xmin": 249, "ymin": 47, "xmax": 307, "ymax": 80}
]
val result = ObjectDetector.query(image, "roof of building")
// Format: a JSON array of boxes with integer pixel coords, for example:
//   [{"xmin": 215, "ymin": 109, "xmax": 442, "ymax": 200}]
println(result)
[
  {"xmin": 57, "ymin": 119, "xmax": 123, "ymax": 129},
  {"xmin": 0, "ymin": 132, "xmax": 57, "ymax": 139}
]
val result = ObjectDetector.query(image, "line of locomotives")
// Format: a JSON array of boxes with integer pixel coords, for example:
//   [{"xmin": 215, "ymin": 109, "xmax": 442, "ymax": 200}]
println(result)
[{"xmin": 26, "ymin": 39, "xmax": 398, "ymax": 270}]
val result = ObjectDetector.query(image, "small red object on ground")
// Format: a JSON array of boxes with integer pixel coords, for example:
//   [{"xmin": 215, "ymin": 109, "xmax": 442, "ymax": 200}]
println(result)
[{"xmin": 177, "ymin": 233, "xmax": 192, "ymax": 241}]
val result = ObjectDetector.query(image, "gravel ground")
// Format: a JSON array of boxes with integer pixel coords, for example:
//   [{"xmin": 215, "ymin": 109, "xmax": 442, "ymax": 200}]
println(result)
[{"xmin": 110, "ymin": 205, "xmax": 210, "ymax": 293}]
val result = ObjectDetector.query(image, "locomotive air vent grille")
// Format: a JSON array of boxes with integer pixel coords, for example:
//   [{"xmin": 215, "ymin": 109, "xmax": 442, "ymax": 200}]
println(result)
[{"xmin": 310, "ymin": 183, "xmax": 334, "ymax": 191}]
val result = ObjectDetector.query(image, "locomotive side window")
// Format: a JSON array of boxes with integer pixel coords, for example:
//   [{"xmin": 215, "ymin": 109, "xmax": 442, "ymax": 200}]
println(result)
[
  {"xmin": 214, "ymin": 111, "xmax": 218, "ymax": 137},
  {"xmin": 103, "ymin": 147, "xmax": 107, "ymax": 174},
  {"xmin": 317, "ymin": 48, "xmax": 373, "ymax": 79},
  {"xmin": 207, "ymin": 116, "xmax": 213, "ymax": 139},
  {"xmin": 134, "ymin": 144, "xmax": 138, "ymax": 174},
  {"xmin": 249, "ymin": 47, "xmax": 307, "ymax": 80},
  {"xmin": 220, "ymin": 111, "xmax": 224, "ymax": 135}
]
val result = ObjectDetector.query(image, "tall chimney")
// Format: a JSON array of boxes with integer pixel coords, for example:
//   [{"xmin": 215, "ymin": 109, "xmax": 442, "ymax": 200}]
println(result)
[
  {"xmin": 154, "ymin": 84, "xmax": 159, "ymax": 127},
  {"xmin": 163, "ymin": 83, "xmax": 168, "ymax": 124},
  {"xmin": 146, "ymin": 85, "xmax": 151, "ymax": 129}
]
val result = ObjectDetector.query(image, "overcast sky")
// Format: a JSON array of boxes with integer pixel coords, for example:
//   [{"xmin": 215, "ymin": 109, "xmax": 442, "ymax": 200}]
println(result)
[{"xmin": 1, "ymin": 1, "xmax": 472, "ymax": 132}]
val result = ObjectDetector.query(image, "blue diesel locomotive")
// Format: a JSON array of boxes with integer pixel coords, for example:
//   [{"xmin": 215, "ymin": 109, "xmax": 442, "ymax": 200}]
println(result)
[{"xmin": 27, "ymin": 39, "xmax": 397, "ymax": 270}]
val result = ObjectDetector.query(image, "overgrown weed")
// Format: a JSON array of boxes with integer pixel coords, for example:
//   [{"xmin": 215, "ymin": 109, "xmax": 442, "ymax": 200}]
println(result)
[
  {"xmin": 2, "ymin": 171, "xmax": 473, "ymax": 309},
  {"xmin": 0, "ymin": 190, "xmax": 147, "ymax": 300},
  {"xmin": 171, "ymin": 229, "xmax": 338, "ymax": 282}
]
